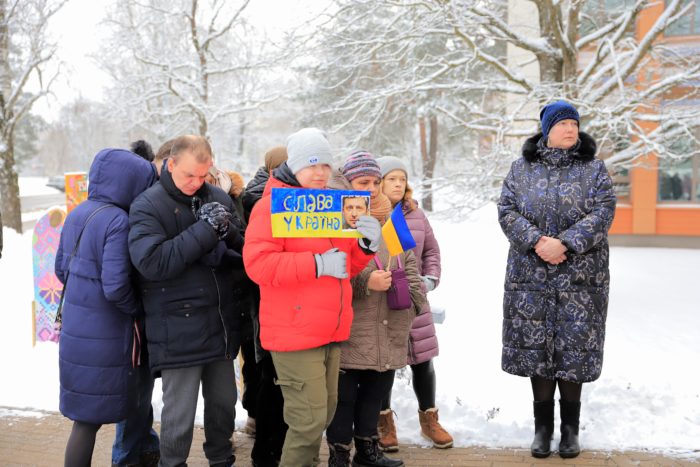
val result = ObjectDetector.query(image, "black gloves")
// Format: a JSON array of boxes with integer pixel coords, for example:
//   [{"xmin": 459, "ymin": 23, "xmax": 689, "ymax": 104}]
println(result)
[{"xmin": 197, "ymin": 202, "xmax": 233, "ymax": 240}]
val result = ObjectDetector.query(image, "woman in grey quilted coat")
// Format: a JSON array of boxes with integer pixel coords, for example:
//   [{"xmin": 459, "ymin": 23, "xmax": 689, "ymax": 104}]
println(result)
[{"xmin": 498, "ymin": 101, "xmax": 616, "ymax": 459}]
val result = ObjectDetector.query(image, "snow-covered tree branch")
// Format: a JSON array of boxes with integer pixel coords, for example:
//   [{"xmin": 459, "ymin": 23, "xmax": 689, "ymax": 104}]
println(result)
[{"xmin": 306, "ymin": 0, "xmax": 700, "ymax": 216}]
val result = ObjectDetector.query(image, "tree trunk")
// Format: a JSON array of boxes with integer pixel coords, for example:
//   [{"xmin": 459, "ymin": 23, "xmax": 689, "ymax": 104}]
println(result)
[
  {"xmin": 419, "ymin": 114, "xmax": 438, "ymax": 212},
  {"xmin": 0, "ymin": 0, "xmax": 22, "ymax": 232},
  {"xmin": 0, "ymin": 141, "xmax": 23, "ymax": 233}
]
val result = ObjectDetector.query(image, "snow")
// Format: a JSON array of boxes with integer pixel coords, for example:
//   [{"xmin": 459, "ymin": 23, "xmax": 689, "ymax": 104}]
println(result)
[
  {"xmin": 19, "ymin": 177, "xmax": 62, "ymax": 196},
  {"xmin": 1, "ymin": 203, "xmax": 699, "ymax": 459}
]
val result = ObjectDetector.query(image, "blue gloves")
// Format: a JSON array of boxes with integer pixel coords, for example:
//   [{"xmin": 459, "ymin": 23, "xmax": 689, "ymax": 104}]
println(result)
[
  {"xmin": 314, "ymin": 248, "xmax": 348, "ymax": 279},
  {"xmin": 356, "ymin": 215, "xmax": 381, "ymax": 253}
]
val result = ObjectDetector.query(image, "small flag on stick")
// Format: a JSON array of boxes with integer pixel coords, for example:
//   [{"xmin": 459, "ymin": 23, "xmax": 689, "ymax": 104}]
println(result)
[{"xmin": 381, "ymin": 203, "xmax": 416, "ymax": 256}]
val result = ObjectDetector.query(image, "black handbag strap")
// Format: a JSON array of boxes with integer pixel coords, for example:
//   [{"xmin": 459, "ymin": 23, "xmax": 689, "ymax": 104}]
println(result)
[{"xmin": 55, "ymin": 204, "xmax": 114, "ymax": 324}]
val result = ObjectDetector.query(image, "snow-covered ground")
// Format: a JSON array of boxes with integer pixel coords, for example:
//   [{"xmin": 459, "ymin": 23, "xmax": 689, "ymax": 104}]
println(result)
[
  {"xmin": 1, "ymin": 181, "xmax": 698, "ymax": 459},
  {"xmin": 19, "ymin": 177, "xmax": 63, "ymax": 196}
]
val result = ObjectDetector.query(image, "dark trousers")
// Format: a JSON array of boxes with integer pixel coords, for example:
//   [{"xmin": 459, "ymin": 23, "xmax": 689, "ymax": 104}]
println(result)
[
  {"xmin": 381, "ymin": 359, "xmax": 436, "ymax": 412},
  {"xmin": 251, "ymin": 355, "xmax": 288, "ymax": 466},
  {"xmin": 240, "ymin": 337, "xmax": 260, "ymax": 419},
  {"xmin": 326, "ymin": 369, "xmax": 396, "ymax": 444},
  {"xmin": 112, "ymin": 362, "xmax": 159, "ymax": 465}
]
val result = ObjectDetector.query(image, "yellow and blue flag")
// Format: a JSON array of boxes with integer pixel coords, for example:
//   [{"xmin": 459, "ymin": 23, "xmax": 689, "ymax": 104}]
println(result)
[{"xmin": 382, "ymin": 203, "xmax": 417, "ymax": 256}]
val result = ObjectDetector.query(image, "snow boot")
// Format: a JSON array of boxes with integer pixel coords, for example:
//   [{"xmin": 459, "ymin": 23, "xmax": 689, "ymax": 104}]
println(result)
[
  {"xmin": 377, "ymin": 409, "xmax": 399, "ymax": 452},
  {"xmin": 328, "ymin": 441, "xmax": 352, "ymax": 467},
  {"xmin": 559, "ymin": 400, "xmax": 581, "ymax": 458},
  {"xmin": 418, "ymin": 408, "xmax": 453, "ymax": 449},
  {"xmin": 530, "ymin": 400, "xmax": 554, "ymax": 458},
  {"xmin": 139, "ymin": 450, "xmax": 160, "ymax": 467},
  {"xmin": 352, "ymin": 436, "xmax": 404, "ymax": 467}
]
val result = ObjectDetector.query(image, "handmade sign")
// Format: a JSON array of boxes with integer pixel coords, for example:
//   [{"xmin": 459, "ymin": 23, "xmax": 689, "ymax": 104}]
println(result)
[
  {"xmin": 271, "ymin": 188, "xmax": 371, "ymax": 238},
  {"xmin": 32, "ymin": 207, "xmax": 66, "ymax": 345}
]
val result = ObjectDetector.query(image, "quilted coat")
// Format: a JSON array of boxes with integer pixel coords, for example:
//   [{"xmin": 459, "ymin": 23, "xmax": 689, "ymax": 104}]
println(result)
[
  {"xmin": 56, "ymin": 149, "xmax": 156, "ymax": 424},
  {"xmin": 342, "ymin": 243, "xmax": 426, "ymax": 371},
  {"xmin": 403, "ymin": 203, "xmax": 441, "ymax": 365},
  {"xmin": 497, "ymin": 132, "xmax": 616, "ymax": 383}
]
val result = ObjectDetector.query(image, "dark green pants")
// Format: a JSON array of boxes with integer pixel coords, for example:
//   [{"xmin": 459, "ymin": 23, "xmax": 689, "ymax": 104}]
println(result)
[{"xmin": 271, "ymin": 343, "xmax": 341, "ymax": 467}]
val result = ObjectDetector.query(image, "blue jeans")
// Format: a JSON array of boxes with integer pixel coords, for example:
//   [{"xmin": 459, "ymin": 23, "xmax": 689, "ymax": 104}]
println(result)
[{"xmin": 112, "ymin": 362, "xmax": 160, "ymax": 465}]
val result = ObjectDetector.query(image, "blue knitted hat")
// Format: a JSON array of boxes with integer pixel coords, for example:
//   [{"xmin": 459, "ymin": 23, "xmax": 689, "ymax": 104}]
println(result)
[{"xmin": 540, "ymin": 100, "xmax": 579, "ymax": 138}]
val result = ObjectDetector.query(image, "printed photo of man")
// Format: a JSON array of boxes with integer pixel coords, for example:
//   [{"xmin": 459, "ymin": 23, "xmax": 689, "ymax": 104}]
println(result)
[{"xmin": 341, "ymin": 195, "xmax": 370, "ymax": 230}]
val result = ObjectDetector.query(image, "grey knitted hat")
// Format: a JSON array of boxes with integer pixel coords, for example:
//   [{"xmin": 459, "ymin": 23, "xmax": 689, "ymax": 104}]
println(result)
[
  {"xmin": 286, "ymin": 128, "xmax": 333, "ymax": 174},
  {"xmin": 377, "ymin": 156, "xmax": 408, "ymax": 178}
]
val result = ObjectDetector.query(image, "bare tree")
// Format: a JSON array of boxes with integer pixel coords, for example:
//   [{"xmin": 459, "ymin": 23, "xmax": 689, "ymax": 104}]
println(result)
[
  {"xmin": 0, "ymin": 0, "xmax": 65, "ymax": 232},
  {"xmin": 306, "ymin": 0, "xmax": 507, "ymax": 213},
  {"xmin": 308, "ymin": 0, "xmax": 700, "ymax": 215},
  {"xmin": 101, "ymin": 0, "xmax": 282, "ymax": 169},
  {"xmin": 34, "ymin": 99, "xmax": 126, "ymax": 176}
]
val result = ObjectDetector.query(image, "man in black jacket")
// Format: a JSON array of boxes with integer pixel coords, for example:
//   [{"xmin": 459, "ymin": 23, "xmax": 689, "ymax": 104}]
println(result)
[{"xmin": 128, "ymin": 135, "xmax": 243, "ymax": 467}]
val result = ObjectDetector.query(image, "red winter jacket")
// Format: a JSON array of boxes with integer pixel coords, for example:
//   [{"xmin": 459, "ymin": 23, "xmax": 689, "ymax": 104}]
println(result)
[{"xmin": 243, "ymin": 175, "xmax": 372, "ymax": 352}]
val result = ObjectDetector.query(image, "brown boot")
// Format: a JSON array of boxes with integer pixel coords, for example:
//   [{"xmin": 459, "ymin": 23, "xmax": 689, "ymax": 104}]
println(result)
[
  {"xmin": 418, "ymin": 408, "xmax": 453, "ymax": 449},
  {"xmin": 377, "ymin": 409, "xmax": 399, "ymax": 452}
]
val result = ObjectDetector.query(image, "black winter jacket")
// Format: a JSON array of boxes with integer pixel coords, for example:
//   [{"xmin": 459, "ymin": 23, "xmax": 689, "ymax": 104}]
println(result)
[{"xmin": 128, "ymin": 168, "xmax": 243, "ymax": 376}]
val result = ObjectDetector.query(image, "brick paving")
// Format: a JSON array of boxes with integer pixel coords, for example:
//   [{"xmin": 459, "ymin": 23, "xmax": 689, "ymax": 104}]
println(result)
[{"xmin": 0, "ymin": 407, "xmax": 697, "ymax": 466}]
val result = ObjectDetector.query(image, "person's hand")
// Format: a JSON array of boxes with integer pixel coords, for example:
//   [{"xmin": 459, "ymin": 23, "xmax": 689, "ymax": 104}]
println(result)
[
  {"xmin": 368, "ymin": 269, "xmax": 392, "ymax": 291},
  {"xmin": 356, "ymin": 215, "xmax": 381, "ymax": 252},
  {"xmin": 197, "ymin": 202, "xmax": 232, "ymax": 239},
  {"xmin": 314, "ymin": 248, "xmax": 348, "ymax": 279},
  {"xmin": 420, "ymin": 275, "xmax": 436, "ymax": 292},
  {"xmin": 535, "ymin": 236, "xmax": 568, "ymax": 264}
]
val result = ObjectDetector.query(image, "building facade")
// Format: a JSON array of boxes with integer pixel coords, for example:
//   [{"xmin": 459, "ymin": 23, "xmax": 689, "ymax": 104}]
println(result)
[{"xmin": 608, "ymin": 0, "xmax": 700, "ymax": 247}]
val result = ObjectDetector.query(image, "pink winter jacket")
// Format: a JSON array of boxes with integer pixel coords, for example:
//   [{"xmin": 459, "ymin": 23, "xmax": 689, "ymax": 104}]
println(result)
[{"xmin": 403, "ymin": 201, "xmax": 441, "ymax": 365}]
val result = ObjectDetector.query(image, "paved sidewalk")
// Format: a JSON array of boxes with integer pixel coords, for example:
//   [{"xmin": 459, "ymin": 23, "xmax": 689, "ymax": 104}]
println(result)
[{"xmin": 0, "ymin": 407, "xmax": 697, "ymax": 466}]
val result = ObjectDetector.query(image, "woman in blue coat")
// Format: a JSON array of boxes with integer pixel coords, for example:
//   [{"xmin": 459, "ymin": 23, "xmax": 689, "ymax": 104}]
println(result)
[
  {"xmin": 55, "ymin": 148, "xmax": 157, "ymax": 466},
  {"xmin": 497, "ymin": 101, "xmax": 616, "ymax": 459}
]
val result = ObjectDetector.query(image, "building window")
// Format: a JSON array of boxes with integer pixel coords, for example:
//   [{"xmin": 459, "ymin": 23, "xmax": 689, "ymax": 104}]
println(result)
[
  {"xmin": 581, "ymin": 0, "xmax": 637, "ymax": 36},
  {"xmin": 658, "ymin": 156, "xmax": 700, "ymax": 202},
  {"xmin": 612, "ymin": 167, "xmax": 631, "ymax": 202},
  {"xmin": 666, "ymin": 0, "xmax": 700, "ymax": 36}
]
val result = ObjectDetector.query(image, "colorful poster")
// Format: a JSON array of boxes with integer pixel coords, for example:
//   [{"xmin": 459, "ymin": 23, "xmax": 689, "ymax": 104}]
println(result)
[
  {"xmin": 32, "ymin": 207, "xmax": 66, "ymax": 345},
  {"xmin": 65, "ymin": 172, "xmax": 88, "ymax": 214},
  {"xmin": 271, "ymin": 188, "xmax": 371, "ymax": 238}
]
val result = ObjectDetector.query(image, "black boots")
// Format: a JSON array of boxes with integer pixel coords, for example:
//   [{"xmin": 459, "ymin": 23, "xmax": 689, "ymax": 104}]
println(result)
[
  {"xmin": 328, "ymin": 442, "xmax": 352, "ymax": 467},
  {"xmin": 530, "ymin": 400, "xmax": 554, "ymax": 458},
  {"xmin": 530, "ymin": 399, "xmax": 582, "ymax": 459},
  {"xmin": 559, "ymin": 400, "xmax": 581, "ymax": 458},
  {"xmin": 352, "ymin": 436, "xmax": 404, "ymax": 467}
]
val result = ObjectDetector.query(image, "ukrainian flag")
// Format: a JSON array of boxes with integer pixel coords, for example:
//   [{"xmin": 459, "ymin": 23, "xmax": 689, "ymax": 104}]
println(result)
[{"xmin": 382, "ymin": 203, "xmax": 417, "ymax": 256}]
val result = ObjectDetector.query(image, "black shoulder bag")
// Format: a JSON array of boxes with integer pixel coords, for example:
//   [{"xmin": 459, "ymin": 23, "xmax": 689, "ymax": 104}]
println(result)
[{"xmin": 54, "ymin": 205, "xmax": 113, "ymax": 331}]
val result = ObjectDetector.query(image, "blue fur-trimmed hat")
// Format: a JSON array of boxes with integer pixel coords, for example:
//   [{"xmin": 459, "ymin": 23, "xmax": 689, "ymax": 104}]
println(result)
[{"xmin": 540, "ymin": 100, "xmax": 579, "ymax": 139}]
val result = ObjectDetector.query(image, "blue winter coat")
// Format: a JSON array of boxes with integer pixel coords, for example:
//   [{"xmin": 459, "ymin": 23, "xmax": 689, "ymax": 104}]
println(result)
[
  {"xmin": 498, "ymin": 132, "xmax": 616, "ymax": 383},
  {"xmin": 56, "ymin": 149, "xmax": 157, "ymax": 424}
]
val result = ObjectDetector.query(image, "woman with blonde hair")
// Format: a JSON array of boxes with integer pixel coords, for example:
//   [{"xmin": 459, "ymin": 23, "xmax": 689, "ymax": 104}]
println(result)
[{"xmin": 375, "ymin": 156, "xmax": 453, "ymax": 452}]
